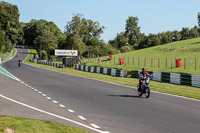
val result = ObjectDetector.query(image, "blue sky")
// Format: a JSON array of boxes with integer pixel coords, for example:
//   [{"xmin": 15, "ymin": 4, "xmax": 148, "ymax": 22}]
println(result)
[{"xmin": 3, "ymin": 0, "xmax": 200, "ymax": 42}]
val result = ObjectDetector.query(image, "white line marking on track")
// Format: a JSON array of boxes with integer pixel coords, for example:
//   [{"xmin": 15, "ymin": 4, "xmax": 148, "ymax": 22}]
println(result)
[
  {"xmin": 38, "ymin": 91, "xmax": 42, "ymax": 94},
  {"xmin": 90, "ymin": 124, "xmax": 101, "ymax": 129},
  {"xmin": 68, "ymin": 109, "xmax": 75, "ymax": 113},
  {"xmin": 21, "ymin": 82, "xmax": 24, "ymax": 84},
  {"xmin": 53, "ymin": 100, "xmax": 58, "ymax": 103},
  {"xmin": 31, "ymin": 87, "xmax": 34, "ymax": 90},
  {"xmin": 25, "ymin": 84, "xmax": 28, "ymax": 86},
  {"xmin": 46, "ymin": 97, "xmax": 51, "ymax": 99},
  {"xmin": 34, "ymin": 89, "xmax": 38, "ymax": 92},
  {"xmin": 78, "ymin": 116, "xmax": 87, "ymax": 120},
  {"xmin": 0, "ymin": 94, "xmax": 107, "ymax": 133},
  {"xmin": 59, "ymin": 104, "xmax": 65, "ymax": 108},
  {"xmin": 42, "ymin": 94, "xmax": 46, "ymax": 97},
  {"xmin": 28, "ymin": 86, "xmax": 31, "ymax": 88}
]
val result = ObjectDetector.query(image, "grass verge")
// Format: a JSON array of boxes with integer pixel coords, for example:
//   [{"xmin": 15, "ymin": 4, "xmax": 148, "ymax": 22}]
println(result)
[
  {"xmin": 0, "ymin": 116, "xmax": 89, "ymax": 133},
  {"xmin": 24, "ymin": 49, "xmax": 200, "ymax": 100},
  {"xmin": 1, "ymin": 48, "xmax": 16, "ymax": 61}
]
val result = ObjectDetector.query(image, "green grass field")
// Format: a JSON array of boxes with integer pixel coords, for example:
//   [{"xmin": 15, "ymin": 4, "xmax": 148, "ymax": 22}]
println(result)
[
  {"xmin": 82, "ymin": 37, "xmax": 200, "ymax": 75},
  {"xmin": 0, "ymin": 116, "xmax": 89, "ymax": 133}
]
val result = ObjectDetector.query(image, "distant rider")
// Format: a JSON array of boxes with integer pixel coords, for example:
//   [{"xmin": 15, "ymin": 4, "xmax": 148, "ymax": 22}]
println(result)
[
  {"xmin": 138, "ymin": 67, "xmax": 149, "ymax": 92},
  {"xmin": 18, "ymin": 59, "xmax": 22, "ymax": 67}
]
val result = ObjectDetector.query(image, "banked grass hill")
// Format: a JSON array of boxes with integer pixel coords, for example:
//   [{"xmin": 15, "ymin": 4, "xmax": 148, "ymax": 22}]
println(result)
[{"xmin": 84, "ymin": 37, "xmax": 200, "ymax": 75}]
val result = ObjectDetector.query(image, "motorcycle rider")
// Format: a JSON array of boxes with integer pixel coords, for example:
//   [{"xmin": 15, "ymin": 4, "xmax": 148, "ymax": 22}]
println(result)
[
  {"xmin": 138, "ymin": 67, "xmax": 149, "ymax": 92},
  {"xmin": 18, "ymin": 59, "xmax": 22, "ymax": 67}
]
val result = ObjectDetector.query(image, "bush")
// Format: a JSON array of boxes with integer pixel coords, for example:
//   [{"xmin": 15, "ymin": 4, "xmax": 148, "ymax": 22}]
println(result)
[
  {"xmin": 120, "ymin": 45, "xmax": 134, "ymax": 53},
  {"xmin": 39, "ymin": 50, "xmax": 48, "ymax": 60}
]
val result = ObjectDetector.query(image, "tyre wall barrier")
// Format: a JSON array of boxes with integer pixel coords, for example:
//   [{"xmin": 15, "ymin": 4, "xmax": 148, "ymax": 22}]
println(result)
[
  {"xmin": 37, "ymin": 60, "xmax": 63, "ymax": 68},
  {"xmin": 76, "ymin": 64, "xmax": 127, "ymax": 77},
  {"xmin": 131, "ymin": 70, "xmax": 200, "ymax": 88}
]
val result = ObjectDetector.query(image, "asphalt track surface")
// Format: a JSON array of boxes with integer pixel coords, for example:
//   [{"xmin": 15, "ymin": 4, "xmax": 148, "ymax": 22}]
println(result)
[{"xmin": 1, "ymin": 48, "xmax": 200, "ymax": 133}]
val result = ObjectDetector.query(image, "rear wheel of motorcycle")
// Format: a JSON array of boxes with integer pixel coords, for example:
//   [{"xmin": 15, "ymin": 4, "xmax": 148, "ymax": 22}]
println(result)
[{"xmin": 145, "ymin": 87, "xmax": 150, "ymax": 98}]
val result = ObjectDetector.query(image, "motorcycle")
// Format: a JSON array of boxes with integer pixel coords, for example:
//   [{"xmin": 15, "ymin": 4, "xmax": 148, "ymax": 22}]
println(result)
[
  {"xmin": 18, "ymin": 61, "xmax": 22, "ymax": 67},
  {"xmin": 138, "ymin": 74, "xmax": 152, "ymax": 98}
]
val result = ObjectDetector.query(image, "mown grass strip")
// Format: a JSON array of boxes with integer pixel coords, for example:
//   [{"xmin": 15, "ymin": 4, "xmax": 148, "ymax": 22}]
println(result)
[{"xmin": 0, "ymin": 116, "xmax": 90, "ymax": 133}]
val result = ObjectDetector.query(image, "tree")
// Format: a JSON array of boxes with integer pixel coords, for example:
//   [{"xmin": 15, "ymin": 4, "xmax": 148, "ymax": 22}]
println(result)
[
  {"xmin": 125, "ymin": 16, "xmax": 141, "ymax": 49},
  {"xmin": 34, "ymin": 30, "xmax": 57, "ymax": 52},
  {"xmin": 120, "ymin": 44, "xmax": 133, "ymax": 53},
  {"xmin": 63, "ymin": 14, "xmax": 108, "ymax": 56},
  {"xmin": 39, "ymin": 50, "xmax": 48, "ymax": 60},
  {"xmin": 63, "ymin": 35, "xmax": 86, "ymax": 55},
  {"xmin": 0, "ymin": 1, "xmax": 20, "ymax": 52},
  {"xmin": 65, "ymin": 14, "xmax": 105, "ymax": 46},
  {"xmin": 0, "ymin": 28, "xmax": 5, "ymax": 51},
  {"xmin": 189, "ymin": 26, "xmax": 199, "ymax": 38},
  {"xmin": 157, "ymin": 32, "xmax": 170, "ymax": 44},
  {"xmin": 17, "ymin": 22, "xmax": 25, "ymax": 45},
  {"xmin": 172, "ymin": 30, "xmax": 181, "ymax": 41},
  {"xmin": 138, "ymin": 34, "xmax": 150, "ymax": 49},
  {"xmin": 148, "ymin": 34, "xmax": 160, "ymax": 46},
  {"xmin": 180, "ymin": 27, "xmax": 190, "ymax": 40},
  {"xmin": 23, "ymin": 19, "xmax": 62, "ymax": 47},
  {"xmin": 198, "ymin": 12, "xmax": 200, "ymax": 28},
  {"xmin": 109, "ymin": 32, "xmax": 128, "ymax": 49}
]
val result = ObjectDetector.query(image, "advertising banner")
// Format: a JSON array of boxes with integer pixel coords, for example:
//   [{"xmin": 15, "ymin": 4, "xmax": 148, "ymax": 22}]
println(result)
[{"xmin": 55, "ymin": 49, "xmax": 78, "ymax": 56}]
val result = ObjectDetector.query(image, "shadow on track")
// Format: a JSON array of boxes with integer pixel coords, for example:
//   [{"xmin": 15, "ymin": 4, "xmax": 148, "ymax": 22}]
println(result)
[{"xmin": 106, "ymin": 95, "xmax": 142, "ymax": 98}]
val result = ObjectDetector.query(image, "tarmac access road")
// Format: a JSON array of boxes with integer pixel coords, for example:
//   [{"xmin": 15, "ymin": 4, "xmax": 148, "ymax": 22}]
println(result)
[{"xmin": 1, "ymin": 48, "xmax": 200, "ymax": 133}]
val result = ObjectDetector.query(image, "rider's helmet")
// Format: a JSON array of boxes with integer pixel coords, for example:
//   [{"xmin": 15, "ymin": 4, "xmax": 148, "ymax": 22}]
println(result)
[{"xmin": 142, "ymin": 67, "xmax": 146, "ymax": 73}]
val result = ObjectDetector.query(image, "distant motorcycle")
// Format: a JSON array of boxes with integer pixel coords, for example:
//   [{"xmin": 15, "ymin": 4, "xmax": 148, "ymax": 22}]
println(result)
[
  {"xmin": 138, "ymin": 75, "xmax": 152, "ymax": 98},
  {"xmin": 18, "ymin": 60, "xmax": 22, "ymax": 67}
]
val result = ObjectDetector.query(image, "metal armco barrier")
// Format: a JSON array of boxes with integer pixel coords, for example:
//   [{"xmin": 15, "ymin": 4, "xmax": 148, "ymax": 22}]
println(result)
[
  {"xmin": 37, "ymin": 60, "xmax": 63, "ymax": 68},
  {"xmin": 131, "ymin": 70, "xmax": 200, "ymax": 88},
  {"xmin": 76, "ymin": 65, "xmax": 127, "ymax": 77}
]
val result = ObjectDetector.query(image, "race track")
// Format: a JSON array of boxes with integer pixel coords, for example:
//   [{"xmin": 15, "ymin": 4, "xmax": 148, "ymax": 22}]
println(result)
[{"xmin": 1, "ymin": 48, "xmax": 200, "ymax": 133}]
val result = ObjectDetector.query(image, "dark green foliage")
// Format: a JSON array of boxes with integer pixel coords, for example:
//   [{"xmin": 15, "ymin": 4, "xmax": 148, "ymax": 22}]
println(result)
[
  {"xmin": 125, "ymin": 16, "xmax": 141, "ymax": 49},
  {"xmin": 0, "ymin": 1, "xmax": 20, "ymax": 52},
  {"xmin": 39, "ymin": 50, "xmax": 48, "ymax": 60},
  {"xmin": 23, "ymin": 19, "xmax": 62, "ymax": 47},
  {"xmin": 109, "ymin": 32, "xmax": 128, "ymax": 49},
  {"xmin": 23, "ymin": 19, "xmax": 63, "ymax": 60},
  {"xmin": 62, "ymin": 14, "xmax": 118, "ymax": 56}
]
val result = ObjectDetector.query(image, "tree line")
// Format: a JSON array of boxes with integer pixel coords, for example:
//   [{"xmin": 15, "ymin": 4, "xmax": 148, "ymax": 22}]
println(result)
[
  {"xmin": 0, "ymin": 1, "xmax": 200, "ymax": 60},
  {"xmin": 109, "ymin": 16, "xmax": 200, "ymax": 52},
  {"xmin": 0, "ymin": 1, "xmax": 119, "ymax": 60}
]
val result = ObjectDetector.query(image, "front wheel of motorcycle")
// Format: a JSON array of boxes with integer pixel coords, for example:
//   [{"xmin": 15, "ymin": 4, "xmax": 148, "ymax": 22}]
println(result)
[
  {"xmin": 145, "ymin": 87, "xmax": 150, "ymax": 98},
  {"xmin": 138, "ymin": 90, "xmax": 143, "ymax": 97}
]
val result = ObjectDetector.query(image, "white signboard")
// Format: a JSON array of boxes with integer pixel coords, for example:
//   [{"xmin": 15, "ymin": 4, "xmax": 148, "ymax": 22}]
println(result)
[{"xmin": 55, "ymin": 49, "xmax": 78, "ymax": 56}]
